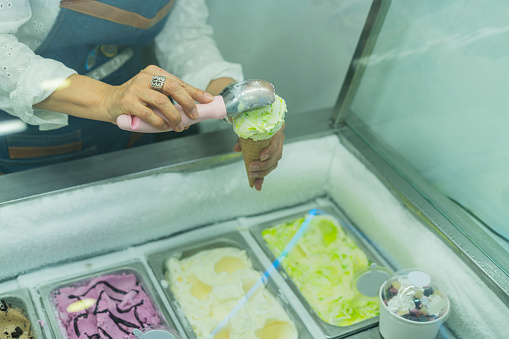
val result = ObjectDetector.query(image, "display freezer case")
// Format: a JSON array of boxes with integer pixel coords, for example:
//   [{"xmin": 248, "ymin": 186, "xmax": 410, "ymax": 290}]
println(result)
[{"xmin": 1, "ymin": 0, "xmax": 509, "ymax": 338}]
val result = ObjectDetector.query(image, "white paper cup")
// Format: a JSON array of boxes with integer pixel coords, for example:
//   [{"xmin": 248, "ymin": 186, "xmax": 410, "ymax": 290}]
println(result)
[{"xmin": 378, "ymin": 281, "xmax": 450, "ymax": 339}]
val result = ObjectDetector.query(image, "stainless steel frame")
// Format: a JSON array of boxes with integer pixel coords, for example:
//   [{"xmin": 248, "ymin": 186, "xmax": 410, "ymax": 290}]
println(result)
[{"xmin": 331, "ymin": 0, "xmax": 392, "ymax": 127}]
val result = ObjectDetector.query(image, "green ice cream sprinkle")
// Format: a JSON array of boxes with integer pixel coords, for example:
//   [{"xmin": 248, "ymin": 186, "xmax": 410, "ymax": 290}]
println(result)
[
  {"xmin": 232, "ymin": 95, "xmax": 286, "ymax": 140},
  {"xmin": 262, "ymin": 215, "xmax": 379, "ymax": 327}
]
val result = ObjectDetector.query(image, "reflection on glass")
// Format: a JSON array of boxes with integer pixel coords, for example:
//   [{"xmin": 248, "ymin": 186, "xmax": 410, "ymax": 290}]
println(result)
[
  {"xmin": 0, "ymin": 120, "xmax": 27, "ymax": 137},
  {"xmin": 347, "ymin": 1, "xmax": 509, "ymax": 247}
]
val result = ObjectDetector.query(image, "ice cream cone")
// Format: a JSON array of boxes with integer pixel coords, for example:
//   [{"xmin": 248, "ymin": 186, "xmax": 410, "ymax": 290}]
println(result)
[
  {"xmin": 232, "ymin": 93, "xmax": 286, "ymax": 188},
  {"xmin": 239, "ymin": 136, "xmax": 272, "ymax": 188}
]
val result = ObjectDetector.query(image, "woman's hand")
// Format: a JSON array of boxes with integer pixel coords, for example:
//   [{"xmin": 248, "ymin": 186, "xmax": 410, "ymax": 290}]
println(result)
[
  {"xmin": 35, "ymin": 66, "xmax": 214, "ymax": 132},
  {"xmin": 102, "ymin": 65, "xmax": 214, "ymax": 132},
  {"xmin": 233, "ymin": 123, "xmax": 285, "ymax": 191}
]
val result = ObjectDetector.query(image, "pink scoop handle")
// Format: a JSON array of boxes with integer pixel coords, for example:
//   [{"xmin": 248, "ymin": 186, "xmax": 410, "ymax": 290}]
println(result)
[{"xmin": 116, "ymin": 96, "xmax": 227, "ymax": 133}]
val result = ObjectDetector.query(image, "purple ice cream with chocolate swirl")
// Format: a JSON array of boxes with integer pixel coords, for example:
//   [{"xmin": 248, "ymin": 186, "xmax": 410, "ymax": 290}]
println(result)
[{"xmin": 52, "ymin": 272, "xmax": 161, "ymax": 339}]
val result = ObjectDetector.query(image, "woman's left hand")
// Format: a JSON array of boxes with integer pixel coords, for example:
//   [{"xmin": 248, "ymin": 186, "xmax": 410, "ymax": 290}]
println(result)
[{"xmin": 233, "ymin": 123, "xmax": 285, "ymax": 191}]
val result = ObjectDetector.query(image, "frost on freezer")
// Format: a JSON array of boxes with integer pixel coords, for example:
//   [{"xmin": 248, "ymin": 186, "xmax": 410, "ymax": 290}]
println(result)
[
  {"xmin": 262, "ymin": 215, "xmax": 378, "ymax": 327},
  {"xmin": 165, "ymin": 247, "xmax": 298, "ymax": 339}
]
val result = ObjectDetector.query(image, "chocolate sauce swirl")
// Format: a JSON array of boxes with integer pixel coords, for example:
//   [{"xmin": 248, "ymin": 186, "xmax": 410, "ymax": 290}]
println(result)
[{"xmin": 55, "ymin": 274, "xmax": 160, "ymax": 339}]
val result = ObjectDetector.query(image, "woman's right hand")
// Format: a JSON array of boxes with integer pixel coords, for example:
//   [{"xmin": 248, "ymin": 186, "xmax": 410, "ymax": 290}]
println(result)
[{"xmin": 102, "ymin": 65, "xmax": 214, "ymax": 132}]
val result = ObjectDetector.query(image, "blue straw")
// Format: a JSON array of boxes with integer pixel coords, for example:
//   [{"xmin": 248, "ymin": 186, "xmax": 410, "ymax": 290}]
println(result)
[{"xmin": 208, "ymin": 208, "xmax": 320, "ymax": 338}]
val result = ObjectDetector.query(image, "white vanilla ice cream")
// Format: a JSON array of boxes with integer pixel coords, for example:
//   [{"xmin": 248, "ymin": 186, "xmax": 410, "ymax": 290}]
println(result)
[{"xmin": 165, "ymin": 247, "xmax": 298, "ymax": 339}]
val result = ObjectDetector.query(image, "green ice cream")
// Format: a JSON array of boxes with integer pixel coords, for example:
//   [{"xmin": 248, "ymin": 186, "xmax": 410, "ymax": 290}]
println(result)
[
  {"xmin": 262, "ymin": 215, "xmax": 379, "ymax": 327},
  {"xmin": 232, "ymin": 95, "xmax": 287, "ymax": 140}
]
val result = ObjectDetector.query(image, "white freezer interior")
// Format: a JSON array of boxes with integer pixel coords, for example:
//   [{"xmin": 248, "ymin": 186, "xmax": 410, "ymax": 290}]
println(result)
[{"xmin": 1, "ymin": 134, "xmax": 508, "ymax": 338}]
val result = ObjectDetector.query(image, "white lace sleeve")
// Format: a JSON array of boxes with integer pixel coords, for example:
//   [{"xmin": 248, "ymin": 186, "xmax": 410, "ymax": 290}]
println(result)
[
  {"xmin": 154, "ymin": 0, "xmax": 244, "ymax": 91},
  {"xmin": 0, "ymin": 0, "xmax": 76, "ymax": 130}
]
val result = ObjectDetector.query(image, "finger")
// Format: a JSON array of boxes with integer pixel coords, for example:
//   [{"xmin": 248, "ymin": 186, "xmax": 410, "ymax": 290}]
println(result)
[
  {"xmin": 180, "ymin": 81, "xmax": 215, "ymax": 104},
  {"xmin": 160, "ymin": 76, "xmax": 200, "ymax": 120},
  {"xmin": 249, "ymin": 134, "xmax": 284, "ymax": 171},
  {"xmin": 259, "ymin": 124, "xmax": 285, "ymax": 161},
  {"xmin": 129, "ymin": 102, "xmax": 168, "ymax": 131},
  {"xmin": 249, "ymin": 162, "xmax": 278, "ymax": 180},
  {"xmin": 254, "ymin": 178, "xmax": 264, "ymax": 191},
  {"xmin": 136, "ymin": 89, "xmax": 184, "ymax": 132},
  {"xmin": 146, "ymin": 65, "xmax": 213, "ymax": 104},
  {"xmin": 144, "ymin": 66, "xmax": 213, "ymax": 117},
  {"xmin": 233, "ymin": 139, "xmax": 241, "ymax": 152}
]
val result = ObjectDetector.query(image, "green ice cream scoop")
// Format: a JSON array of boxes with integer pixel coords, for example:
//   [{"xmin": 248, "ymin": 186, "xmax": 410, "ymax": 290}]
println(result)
[{"xmin": 232, "ymin": 95, "xmax": 287, "ymax": 140}]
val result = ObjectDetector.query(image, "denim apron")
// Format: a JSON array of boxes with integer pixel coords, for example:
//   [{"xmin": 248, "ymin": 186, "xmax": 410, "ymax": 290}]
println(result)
[{"xmin": 0, "ymin": 0, "xmax": 176, "ymax": 174}]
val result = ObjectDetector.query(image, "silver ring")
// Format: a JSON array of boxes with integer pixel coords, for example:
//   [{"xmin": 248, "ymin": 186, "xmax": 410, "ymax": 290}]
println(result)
[{"xmin": 150, "ymin": 75, "xmax": 166, "ymax": 92}]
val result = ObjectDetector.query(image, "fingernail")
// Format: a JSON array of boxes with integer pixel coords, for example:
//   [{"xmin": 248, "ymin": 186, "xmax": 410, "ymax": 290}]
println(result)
[
  {"xmin": 261, "ymin": 153, "xmax": 270, "ymax": 161},
  {"xmin": 177, "ymin": 123, "xmax": 184, "ymax": 132},
  {"xmin": 204, "ymin": 92, "xmax": 214, "ymax": 101},
  {"xmin": 192, "ymin": 108, "xmax": 199, "ymax": 119},
  {"xmin": 250, "ymin": 164, "xmax": 259, "ymax": 171},
  {"xmin": 249, "ymin": 172, "xmax": 259, "ymax": 177},
  {"xmin": 163, "ymin": 123, "xmax": 169, "ymax": 130}
]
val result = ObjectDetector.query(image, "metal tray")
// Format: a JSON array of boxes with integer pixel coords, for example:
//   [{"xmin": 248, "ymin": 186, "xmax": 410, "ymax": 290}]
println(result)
[
  {"xmin": 249, "ymin": 205, "xmax": 393, "ymax": 338},
  {"xmin": 37, "ymin": 261, "xmax": 176, "ymax": 339},
  {"xmin": 0, "ymin": 288, "xmax": 44, "ymax": 338},
  {"xmin": 146, "ymin": 231, "xmax": 315, "ymax": 339}
]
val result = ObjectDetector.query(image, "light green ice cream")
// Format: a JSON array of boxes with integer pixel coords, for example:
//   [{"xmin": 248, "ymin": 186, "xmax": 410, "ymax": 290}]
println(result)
[
  {"xmin": 262, "ymin": 215, "xmax": 379, "ymax": 327},
  {"xmin": 232, "ymin": 95, "xmax": 287, "ymax": 140}
]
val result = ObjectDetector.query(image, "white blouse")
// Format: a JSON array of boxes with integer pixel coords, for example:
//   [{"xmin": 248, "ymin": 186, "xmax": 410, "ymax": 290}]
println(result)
[{"xmin": 0, "ymin": 0, "xmax": 243, "ymax": 130}]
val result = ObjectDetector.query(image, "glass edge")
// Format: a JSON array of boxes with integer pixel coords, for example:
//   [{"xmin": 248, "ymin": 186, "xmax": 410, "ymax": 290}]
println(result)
[
  {"xmin": 344, "ymin": 117, "xmax": 509, "ymax": 275},
  {"xmin": 331, "ymin": 0, "xmax": 392, "ymax": 127},
  {"xmin": 337, "ymin": 127, "xmax": 509, "ymax": 307}
]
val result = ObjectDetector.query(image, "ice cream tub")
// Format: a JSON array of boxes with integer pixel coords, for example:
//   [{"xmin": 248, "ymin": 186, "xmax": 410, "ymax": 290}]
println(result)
[
  {"xmin": 146, "ymin": 231, "xmax": 314, "ymax": 339},
  {"xmin": 250, "ymin": 206, "xmax": 393, "ymax": 338},
  {"xmin": 37, "ymin": 261, "xmax": 176, "ymax": 339},
  {"xmin": 1, "ymin": 288, "xmax": 44, "ymax": 339},
  {"xmin": 378, "ymin": 269, "xmax": 450, "ymax": 339}
]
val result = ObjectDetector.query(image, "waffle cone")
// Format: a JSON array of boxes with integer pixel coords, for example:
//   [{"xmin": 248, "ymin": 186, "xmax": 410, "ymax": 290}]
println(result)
[{"xmin": 239, "ymin": 137, "xmax": 272, "ymax": 188}]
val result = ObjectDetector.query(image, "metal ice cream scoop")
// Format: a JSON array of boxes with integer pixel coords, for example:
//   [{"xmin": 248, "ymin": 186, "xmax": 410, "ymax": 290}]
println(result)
[
  {"xmin": 222, "ymin": 79, "xmax": 275, "ymax": 116},
  {"xmin": 132, "ymin": 326, "xmax": 182, "ymax": 339},
  {"xmin": 117, "ymin": 79, "xmax": 275, "ymax": 133}
]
